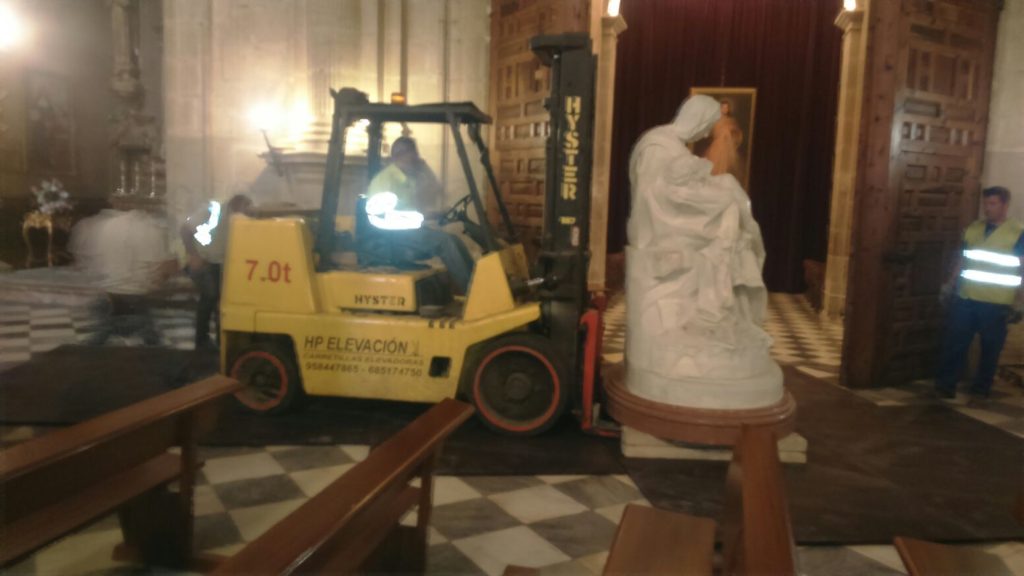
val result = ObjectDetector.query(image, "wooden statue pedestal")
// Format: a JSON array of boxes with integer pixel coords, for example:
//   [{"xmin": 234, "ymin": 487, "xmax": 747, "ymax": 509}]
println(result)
[{"xmin": 604, "ymin": 363, "xmax": 797, "ymax": 447}]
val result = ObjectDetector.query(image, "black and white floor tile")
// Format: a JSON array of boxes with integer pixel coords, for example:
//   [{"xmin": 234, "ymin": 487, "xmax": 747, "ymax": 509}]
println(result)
[
  {"xmin": 605, "ymin": 292, "xmax": 1024, "ymax": 441},
  {"xmin": 764, "ymin": 293, "xmax": 844, "ymax": 372},
  {"xmin": 2, "ymin": 293, "xmax": 1023, "ymax": 574},
  {"xmin": 601, "ymin": 292, "xmax": 845, "ymax": 373},
  {"xmin": 0, "ymin": 301, "xmax": 201, "ymax": 371}
]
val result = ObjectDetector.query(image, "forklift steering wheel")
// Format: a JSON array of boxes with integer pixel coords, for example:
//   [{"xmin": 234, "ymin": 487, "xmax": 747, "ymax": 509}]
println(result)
[{"xmin": 439, "ymin": 194, "xmax": 472, "ymax": 227}]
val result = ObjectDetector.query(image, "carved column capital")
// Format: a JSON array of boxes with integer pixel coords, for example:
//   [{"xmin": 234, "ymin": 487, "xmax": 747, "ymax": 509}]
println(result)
[
  {"xmin": 834, "ymin": 9, "xmax": 865, "ymax": 34},
  {"xmin": 601, "ymin": 14, "xmax": 628, "ymax": 37}
]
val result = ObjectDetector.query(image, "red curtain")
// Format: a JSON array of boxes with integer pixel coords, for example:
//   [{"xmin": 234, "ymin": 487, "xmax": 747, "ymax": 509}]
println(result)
[{"xmin": 608, "ymin": 0, "xmax": 843, "ymax": 292}]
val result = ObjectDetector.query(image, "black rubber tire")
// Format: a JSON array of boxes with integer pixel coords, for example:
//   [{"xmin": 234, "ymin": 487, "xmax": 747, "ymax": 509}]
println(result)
[
  {"xmin": 229, "ymin": 342, "xmax": 301, "ymax": 415},
  {"xmin": 464, "ymin": 333, "xmax": 568, "ymax": 436}
]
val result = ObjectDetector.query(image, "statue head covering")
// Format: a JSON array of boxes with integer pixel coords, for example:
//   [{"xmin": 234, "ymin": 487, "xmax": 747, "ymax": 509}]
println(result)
[{"xmin": 670, "ymin": 95, "xmax": 721, "ymax": 143}]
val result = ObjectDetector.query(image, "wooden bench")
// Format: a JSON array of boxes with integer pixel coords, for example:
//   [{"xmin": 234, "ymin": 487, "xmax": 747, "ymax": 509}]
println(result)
[
  {"xmin": 893, "ymin": 537, "xmax": 1013, "ymax": 576},
  {"xmin": 502, "ymin": 565, "xmax": 541, "ymax": 576},
  {"xmin": 719, "ymin": 425, "xmax": 797, "ymax": 575},
  {"xmin": 893, "ymin": 476, "xmax": 1021, "ymax": 575},
  {"xmin": 213, "ymin": 398, "xmax": 474, "ymax": 575},
  {"xmin": 599, "ymin": 425, "xmax": 796, "ymax": 576},
  {"xmin": 603, "ymin": 504, "xmax": 716, "ymax": 575},
  {"xmin": 0, "ymin": 375, "xmax": 241, "ymax": 570}
]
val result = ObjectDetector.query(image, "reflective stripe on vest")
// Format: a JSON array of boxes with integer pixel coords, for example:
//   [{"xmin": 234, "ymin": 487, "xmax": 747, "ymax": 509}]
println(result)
[
  {"xmin": 958, "ymin": 220, "xmax": 1024, "ymax": 305},
  {"xmin": 963, "ymin": 249, "xmax": 1021, "ymax": 268},
  {"xmin": 961, "ymin": 269, "xmax": 1022, "ymax": 287}
]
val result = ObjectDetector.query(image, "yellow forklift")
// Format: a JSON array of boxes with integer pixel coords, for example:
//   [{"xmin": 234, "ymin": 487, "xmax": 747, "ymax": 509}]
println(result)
[{"xmin": 221, "ymin": 34, "xmax": 613, "ymax": 435}]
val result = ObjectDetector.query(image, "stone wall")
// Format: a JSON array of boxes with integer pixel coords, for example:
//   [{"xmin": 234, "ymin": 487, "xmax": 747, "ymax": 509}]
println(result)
[
  {"xmin": 162, "ymin": 0, "xmax": 490, "ymax": 230},
  {"xmin": 985, "ymin": 0, "xmax": 1024, "ymax": 370},
  {"xmin": 984, "ymin": 0, "xmax": 1024, "ymax": 222},
  {"xmin": 0, "ymin": 0, "xmax": 123, "ymax": 266}
]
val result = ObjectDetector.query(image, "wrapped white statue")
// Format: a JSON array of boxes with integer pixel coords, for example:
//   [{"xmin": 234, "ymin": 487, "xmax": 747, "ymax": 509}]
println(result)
[{"xmin": 625, "ymin": 95, "xmax": 783, "ymax": 410}]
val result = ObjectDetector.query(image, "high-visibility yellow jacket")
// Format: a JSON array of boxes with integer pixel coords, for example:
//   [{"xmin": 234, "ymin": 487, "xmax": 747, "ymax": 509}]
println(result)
[{"xmin": 958, "ymin": 219, "xmax": 1024, "ymax": 305}]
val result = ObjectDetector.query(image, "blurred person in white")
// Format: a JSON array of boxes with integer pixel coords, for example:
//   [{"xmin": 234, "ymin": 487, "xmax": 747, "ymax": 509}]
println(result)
[{"xmin": 70, "ymin": 201, "xmax": 178, "ymax": 345}]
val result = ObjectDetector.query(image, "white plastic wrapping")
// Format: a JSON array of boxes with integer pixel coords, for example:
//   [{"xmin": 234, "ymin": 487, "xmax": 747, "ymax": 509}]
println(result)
[{"xmin": 625, "ymin": 95, "xmax": 783, "ymax": 410}]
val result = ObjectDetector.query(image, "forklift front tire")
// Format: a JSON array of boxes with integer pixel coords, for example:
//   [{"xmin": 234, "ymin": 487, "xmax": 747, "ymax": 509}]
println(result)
[
  {"xmin": 230, "ymin": 342, "xmax": 301, "ymax": 415},
  {"xmin": 467, "ymin": 334, "xmax": 568, "ymax": 436}
]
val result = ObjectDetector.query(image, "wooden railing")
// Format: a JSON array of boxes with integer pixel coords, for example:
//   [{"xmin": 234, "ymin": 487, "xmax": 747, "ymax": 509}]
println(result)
[
  {"xmin": 0, "ymin": 376, "xmax": 241, "ymax": 569},
  {"xmin": 213, "ymin": 398, "xmax": 474, "ymax": 575}
]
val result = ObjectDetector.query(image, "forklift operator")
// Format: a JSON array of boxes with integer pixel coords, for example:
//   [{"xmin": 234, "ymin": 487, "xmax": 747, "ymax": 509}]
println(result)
[{"xmin": 366, "ymin": 137, "xmax": 475, "ymax": 294}]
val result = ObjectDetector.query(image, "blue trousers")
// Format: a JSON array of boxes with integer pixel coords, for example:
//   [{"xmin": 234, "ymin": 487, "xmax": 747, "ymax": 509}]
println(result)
[
  {"xmin": 86, "ymin": 294, "xmax": 161, "ymax": 346},
  {"xmin": 188, "ymin": 263, "xmax": 221, "ymax": 347},
  {"xmin": 936, "ymin": 297, "xmax": 1009, "ymax": 396},
  {"xmin": 390, "ymin": 228, "xmax": 473, "ymax": 294}
]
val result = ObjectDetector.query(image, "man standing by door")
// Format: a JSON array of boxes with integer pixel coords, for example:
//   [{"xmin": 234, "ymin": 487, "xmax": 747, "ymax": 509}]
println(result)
[{"xmin": 936, "ymin": 186, "xmax": 1024, "ymax": 399}]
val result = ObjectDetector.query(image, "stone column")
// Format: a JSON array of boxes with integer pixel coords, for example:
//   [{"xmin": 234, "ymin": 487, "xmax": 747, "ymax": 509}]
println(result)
[
  {"xmin": 984, "ymin": 0, "xmax": 1024, "ymax": 375},
  {"xmin": 822, "ymin": 5, "xmax": 867, "ymax": 319},
  {"xmin": 588, "ymin": 12, "xmax": 627, "ymax": 295},
  {"xmin": 983, "ymin": 0, "xmax": 1024, "ymax": 223},
  {"xmin": 163, "ymin": 0, "xmax": 488, "ymax": 221},
  {"xmin": 303, "ymin": 0, "xmax": 363, "ymax": 152},
  {"xmin": 110, "ymin": 0, "xmax": 164, "ymax": 207},
  {"xmin": 110, "ymin": 0, "xmax": 142, "ymax": 100},
  {"xmin": 163, "ymin": 0, "xmax": 212, "ymax": 228}
]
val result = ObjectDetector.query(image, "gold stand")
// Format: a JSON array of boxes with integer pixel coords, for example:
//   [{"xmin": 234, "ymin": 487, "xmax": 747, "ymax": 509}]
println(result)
[{"xmin": 22, "ymin": 211, "xmax": 72, "ymax": 267}]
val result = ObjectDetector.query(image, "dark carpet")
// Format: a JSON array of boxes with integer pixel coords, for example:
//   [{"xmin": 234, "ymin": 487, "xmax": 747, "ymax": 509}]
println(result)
[
  {"xmin": 0, "ymin": 345, "xmax": 623, "ymax": 476},
  {"xmin": 2, "ymin": 346, "xmax": 1021, "ymax": 543},
  {"xmin": 210, "ymin": 396, "xmax": 625, "ymax": 476},
  {"xmin": 0, "ymin": 345, "xmax": 219, "ymax": 424},
  {"xmin": 626, "ymin": 368, "xmax": 1024, "ymax": 544}
]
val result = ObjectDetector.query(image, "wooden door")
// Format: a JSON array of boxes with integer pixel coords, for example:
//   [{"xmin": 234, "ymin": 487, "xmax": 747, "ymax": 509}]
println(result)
[
  {"xmin": 489, "ymin": 0, "xmax": 589, "ymax": 254},
  {"xmin": 844, "ymin": 0, "xmax": 1000, "ymax": 388}
]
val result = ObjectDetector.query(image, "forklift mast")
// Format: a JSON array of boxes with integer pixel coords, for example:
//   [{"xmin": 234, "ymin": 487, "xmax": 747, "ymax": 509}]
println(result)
[{"xmin": 530, "ymin": 34, "xmax": 596, "ymax": 395}]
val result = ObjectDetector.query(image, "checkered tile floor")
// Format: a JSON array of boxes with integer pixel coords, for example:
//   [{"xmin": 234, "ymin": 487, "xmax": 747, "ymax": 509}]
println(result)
[
  {"xmin": 603, "ymin": 292, "xmax": 1023, "ymax": 441},
  {"xmin": 2, "ymin": 294, "xmax": 1023, "ymax": 574},
  {"xmin": 600, "ymin": 292, "xmax": 845, "ymax": 371},
  {"xmin": 765, "ymin": 293, "xmax": 844, "ymax": 371},
  {"xmin": 0, "ymin": 301, "xmax": 205, "ymax": 371}
]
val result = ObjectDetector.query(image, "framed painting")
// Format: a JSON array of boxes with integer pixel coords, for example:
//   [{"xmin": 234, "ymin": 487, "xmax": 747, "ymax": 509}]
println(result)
[
  {"xmin": 26, "ymin": 71, "xmax": 76, "ymax": 175},
  {"xmin": 690, "ymin": 87, "xmax": 756, "ymax": 190}
]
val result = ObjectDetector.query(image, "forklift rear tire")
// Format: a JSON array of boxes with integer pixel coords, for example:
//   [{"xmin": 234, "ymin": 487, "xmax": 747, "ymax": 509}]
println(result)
[
  {"xmin": 230, "ymin": 342, "xmax": 301, "ymax": 415},
  {"xmin": 467, "ymin": 333, "xmax": 568, "ymax": 436}
]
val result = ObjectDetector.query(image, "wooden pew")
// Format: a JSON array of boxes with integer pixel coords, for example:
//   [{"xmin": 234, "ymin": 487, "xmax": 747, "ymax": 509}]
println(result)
[
  {"xmin": 600, "ymin": 426, "xmax": 794, "ymax": 575},
  {"xmin": 893, "ymin": 537, "xmax": 1013, "ymax": 576},
  {"xmin": 603, "ymin": 504, "xmax": 716, "ymax": 575},
  {"xmin": 502, "ymin": 566, "xmax": 541, "ymax": 576},
  {"xmin": 719, "ymin": 425, "xmax": 798, "ymax": 576},
  {"xmin": 213, "ymin": 398, "xmax": 474, "ymax": 575},
  {"xmin": 893, "ymin": 476, "xmax": 1020, "ymax": 575},
  {"xmin": 0, "ymin": 375, "xmax": 242, "ymax": 570}
]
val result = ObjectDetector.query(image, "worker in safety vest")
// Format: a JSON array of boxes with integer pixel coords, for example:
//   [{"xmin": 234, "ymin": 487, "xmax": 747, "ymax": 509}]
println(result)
[
  {"xmin": 365, "ymin": 137, "xmax": 475, "ymax": 294},
  {"xmin": 936, "ymin": 186, "xmax": 1024, "ymax": 399},
  {"xmin": 181, "ymin": 194, "xmax": 254, "ymax": 349}
]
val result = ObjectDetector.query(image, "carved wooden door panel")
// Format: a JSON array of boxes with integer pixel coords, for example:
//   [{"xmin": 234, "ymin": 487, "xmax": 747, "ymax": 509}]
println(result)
[
  {"xmin": 844, "ymin": 0, "xmax": 999, "ymax": 388},
  {"xmin": 489, "ymin": 0, "xmax": 588, "ymax": 255}
]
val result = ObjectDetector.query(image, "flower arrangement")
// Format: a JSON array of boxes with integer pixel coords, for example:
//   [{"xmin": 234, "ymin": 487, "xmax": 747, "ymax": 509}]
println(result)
[{"xmin": 31, "ymin": 179, "xmax": 73, "ymax": 215}]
